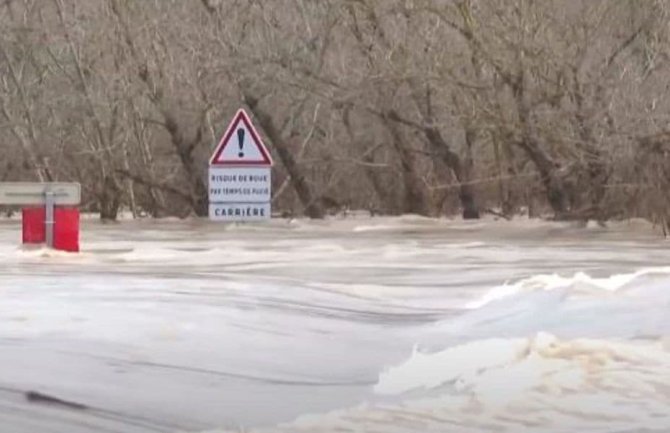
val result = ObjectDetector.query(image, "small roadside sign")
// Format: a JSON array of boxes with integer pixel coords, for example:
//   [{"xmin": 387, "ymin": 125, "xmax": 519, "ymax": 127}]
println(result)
[{"xmin": 208, "ymin": 109, "xmax": 273, "ymax": 222}]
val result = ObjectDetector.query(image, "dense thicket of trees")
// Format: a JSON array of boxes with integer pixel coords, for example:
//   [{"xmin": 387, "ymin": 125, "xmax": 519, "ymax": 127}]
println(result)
[{"xmin": 1, "ymin": 0, "xmax": 669, "ymax": 230}]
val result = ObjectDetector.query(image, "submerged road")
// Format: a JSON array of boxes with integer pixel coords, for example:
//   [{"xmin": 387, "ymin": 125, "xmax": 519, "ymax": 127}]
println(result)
[{"xmin": 1, "ymin": 217, "xmax": 669, "ymax": 432}]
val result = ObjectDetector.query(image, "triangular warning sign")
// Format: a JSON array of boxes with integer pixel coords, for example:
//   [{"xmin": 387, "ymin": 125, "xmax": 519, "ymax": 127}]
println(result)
[{"xmin": 209, "ymin": 109, "xmax": 273, "ymax": 166}]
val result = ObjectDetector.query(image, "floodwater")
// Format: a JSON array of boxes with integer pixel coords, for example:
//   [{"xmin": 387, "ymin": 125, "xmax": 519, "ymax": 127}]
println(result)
[{"xmin": 0, "ymin": 216, "xmax": 669, "ymax": 433}]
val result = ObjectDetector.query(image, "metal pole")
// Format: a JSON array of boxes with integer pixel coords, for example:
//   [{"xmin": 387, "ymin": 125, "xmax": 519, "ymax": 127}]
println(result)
[{"xmin": 45, "ymin": 190, "xmax": 55, "ymax": 248}]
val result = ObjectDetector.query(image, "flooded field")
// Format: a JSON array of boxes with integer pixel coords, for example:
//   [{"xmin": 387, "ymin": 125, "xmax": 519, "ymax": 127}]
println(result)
[{"xmin": 0, "ymin": 216, "xmax": 669, "ymax": 432}]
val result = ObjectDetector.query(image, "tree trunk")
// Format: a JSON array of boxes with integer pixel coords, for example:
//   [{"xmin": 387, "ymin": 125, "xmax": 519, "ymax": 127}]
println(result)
[
  {"xmin": 243, "ymin": 93, "xmax": 325, "ymax": 219},
  {"xmin": 420, "ymin": 123, "xmax": 480, "ymax": 219},
  {"xmin": 513, "ymin": 72, "xmax": 569, "ymax": 218},
  {"xmin": 493, "ymin": 137, "xmax": 511, "ymax": 216},
  {"xmin": 100, "ymin": 175, "xmax": 121, "ymax": 221},
  {"xmin": 163, "ymin": 114, "xmax": 209, "ymax": 217},
  {"xmin": 517, "ymin": 138, "xmax": 569, "ymax": 217},
  {"xmin": 382, "ymin": 116, "xmax": 432, "ymax": 216},
  {"xmin": 400, "ymin": 82, "xmax": 481, "ymax": 219},
  {"xmin": 0, "ymin": 43, "xmax": 54, "ymax": 183},
  {"xmin": 361, "ymin": 150, "xmax": 396, "ymax": 214},
  {"xmin": 460, "ymin": 127, "xmax": 480, "ymax": 219},
  {"xmin": 109, "ymin": 0, "xmax": 208, "ymax": 217},
  {"xmin": 341, "ymin": 108, "xmax": 394, "ymax": 213}
]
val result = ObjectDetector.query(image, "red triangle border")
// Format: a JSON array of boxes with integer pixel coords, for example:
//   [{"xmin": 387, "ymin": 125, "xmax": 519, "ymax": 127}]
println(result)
[{"xmin": 209, "ymin": 109, "xmax": 273, "ymax": 166}]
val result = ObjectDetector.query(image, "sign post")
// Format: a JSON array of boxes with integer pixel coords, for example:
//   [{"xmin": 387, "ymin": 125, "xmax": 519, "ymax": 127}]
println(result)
[
  {"xmin": 0, "ymin": 182, "xmax": 81, "ymax": 252},
  {"xmin": 45, "ymin": 190, "xmax": 55, "ymax": 248},
  {"xmin": 208, "ymin": 109, "xmax": 273, "ymax": 221}
]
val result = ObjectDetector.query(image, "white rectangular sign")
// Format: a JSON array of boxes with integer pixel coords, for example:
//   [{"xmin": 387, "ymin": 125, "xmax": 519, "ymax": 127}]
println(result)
[
  {"xmin": 209, "ymin": 203, "xmax": 271, "ymax": 221},
  {"xmin": 208, "ymin": 109, "xmax": 273, "ymax": 222},
  {"xmin": 209, "ymin": 167, "xmax": 271, "ymax": 203},
  {"xmin": 0, "ymin": 182, "xmax": 81, "ymax": 206}
]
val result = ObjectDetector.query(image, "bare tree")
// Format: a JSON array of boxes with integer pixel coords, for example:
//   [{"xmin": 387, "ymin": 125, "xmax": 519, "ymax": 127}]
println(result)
[{"xmin": 1, "ymin": 0, "xmax": 669, "ymax": 227}]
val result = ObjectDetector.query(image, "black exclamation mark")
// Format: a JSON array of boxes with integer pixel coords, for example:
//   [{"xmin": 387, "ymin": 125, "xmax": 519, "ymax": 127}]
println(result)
[{"xmin": 237, "ymin": 128, "xmax": 245, "ymax": 158}]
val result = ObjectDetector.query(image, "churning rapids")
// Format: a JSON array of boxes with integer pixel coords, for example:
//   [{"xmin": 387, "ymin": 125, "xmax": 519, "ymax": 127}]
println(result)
[{"xmin": 0, "ymin": 216, "xmax": 669, "ymax": 433}]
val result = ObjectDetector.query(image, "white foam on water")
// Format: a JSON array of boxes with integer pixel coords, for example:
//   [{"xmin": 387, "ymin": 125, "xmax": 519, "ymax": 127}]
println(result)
[
  {"xmin": 466, "ymin": 267, "xmax": 670, "ymax": 309},
  {"xmin": 375, "ymin": 332, "xmax": 670, "ymax": 396},
  {"xmin": 352, "ymin": 224, "xmax": 401, "ymax": 233},
  {"xmin": 208, "ymin": 335, "xmax": 670, "ymax": 433},
  {"xmin": 374, "ymin": 337, "xmax": 530, "ymax": 395},
  {"xmin": 200, "ymin": 268, "xmax": 670, "ymax": 433}
]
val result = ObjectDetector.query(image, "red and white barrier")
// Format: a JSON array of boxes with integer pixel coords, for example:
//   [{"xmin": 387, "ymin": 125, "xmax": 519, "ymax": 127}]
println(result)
[{"xmin": 1, "ymin": 182, "xmax": 81, "ymax": 253}]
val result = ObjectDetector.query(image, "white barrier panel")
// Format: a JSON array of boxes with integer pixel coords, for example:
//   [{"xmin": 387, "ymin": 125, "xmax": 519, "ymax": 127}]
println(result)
[{"xmin": 0, "ymin": 182, "xmax": 81, "ymax": 206}]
